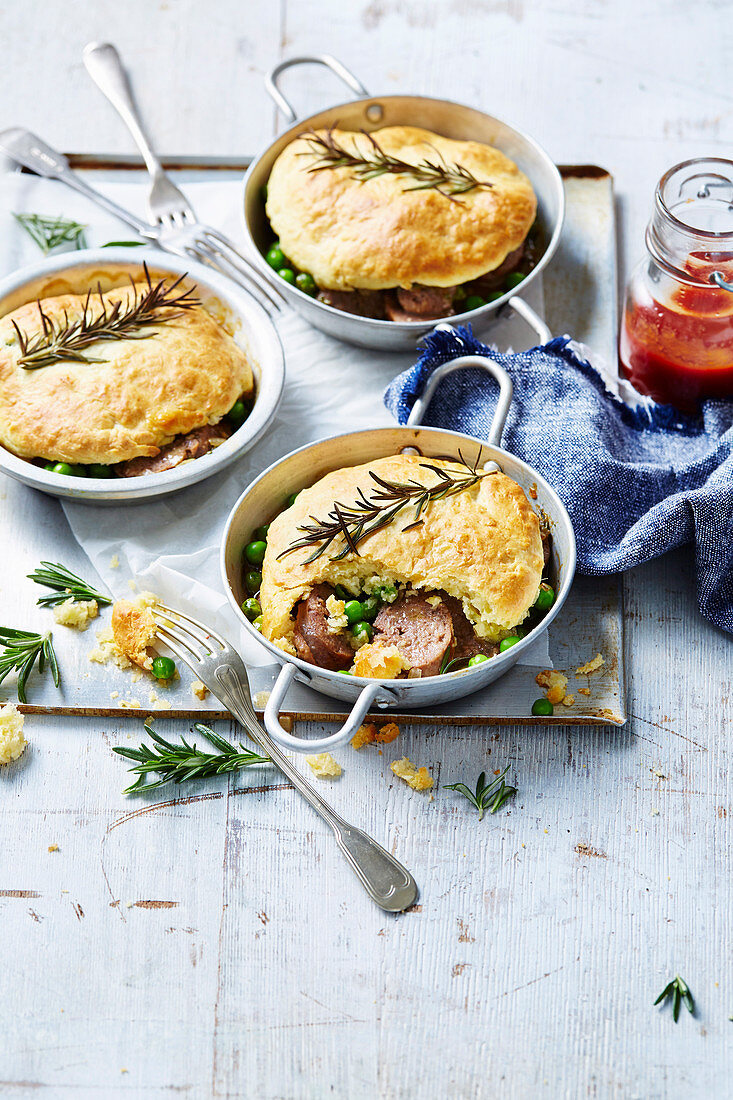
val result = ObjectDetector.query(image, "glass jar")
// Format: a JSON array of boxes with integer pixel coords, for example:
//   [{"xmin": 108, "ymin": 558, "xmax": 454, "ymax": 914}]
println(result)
[{"xmin": 619, "ymin": 158, "xmax": 733, "ymax": 411}]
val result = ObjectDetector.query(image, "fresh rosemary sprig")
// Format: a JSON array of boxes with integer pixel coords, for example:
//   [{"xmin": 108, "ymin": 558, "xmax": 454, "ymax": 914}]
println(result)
[
  {"xmin": 279, "ymin": 451, "xmax": 488, "ymax": 565},
  {"xmin": 444, "ymin": 766, "xmax": 517, "ymax": 820},
  {"xmin": 654, "ymin": 976, "xmax": 695, "ymax": 1023},
  {"xmin": 300, "ymin": 128, "xmax": 493, "ymax": 200},
  {"xmin": 14, "ymin": 212, "xmax": 88, "ymax": 253},
  {"xmin": 27, "ymin": 561, "xmax": 112, "ymax": 609},
  {"xmin": 12, "ymin": 263, "xmax": 199, "ymax": 370},
  {"xmin": 113, "ymin": 721, "xmax": 272, "ymax": 795},
  {"xmin": 0, "ymin": 628, "xmax": 59, "ymax": 704}
]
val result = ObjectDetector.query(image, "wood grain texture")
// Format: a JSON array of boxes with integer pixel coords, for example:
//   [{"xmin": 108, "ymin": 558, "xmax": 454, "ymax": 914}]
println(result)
[{"xmin": 0, "ymin": 2, "xmax": 731, "ymax": 1098}]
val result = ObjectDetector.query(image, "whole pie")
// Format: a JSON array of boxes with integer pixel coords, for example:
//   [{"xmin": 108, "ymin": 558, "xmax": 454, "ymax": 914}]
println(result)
[
  {"xmin": 0, "ymin": 275, "xmax": 254, "ymax": 474},
  {"xmin": 265, "ymin": 125, "xmax": 538, "ymax": 320}
]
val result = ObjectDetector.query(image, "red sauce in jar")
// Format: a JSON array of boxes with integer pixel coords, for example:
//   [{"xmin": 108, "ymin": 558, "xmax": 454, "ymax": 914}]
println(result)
[{"xmin": 620, "ymin": 251, "xmax": 733, "ymax": 411}]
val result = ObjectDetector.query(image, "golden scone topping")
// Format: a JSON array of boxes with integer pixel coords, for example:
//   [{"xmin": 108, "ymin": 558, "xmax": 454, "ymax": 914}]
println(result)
[
  {"xmin": 111, "ymin": 598, "xmax": 157, "ymax": 670},
  {"xmin": 0, "ymin": 278, "xmax": 253, "ymax": 465},
  {"xmin": 266, "ymin": 125, "xmax": 536, "ymax": 291},
  {"xmin": 260, "ymin": 453, "xmax": 544, "ymax": 654}
]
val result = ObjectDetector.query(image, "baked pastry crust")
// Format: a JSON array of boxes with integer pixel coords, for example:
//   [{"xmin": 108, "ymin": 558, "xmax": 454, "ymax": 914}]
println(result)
[
  {"xmin": 111, "ymin": 599, "xmax": 157, "ymax": 670},
  {"xmin": 260, "ymin": 453, "xmax": 544, "ymax": 652},
  {"xmin": 0, "ymin": 281, "xmax": 253, "ymax": 464},
  {"xmin": 266, "ymin": 126, "xmax": 536, "ymax": 291}
]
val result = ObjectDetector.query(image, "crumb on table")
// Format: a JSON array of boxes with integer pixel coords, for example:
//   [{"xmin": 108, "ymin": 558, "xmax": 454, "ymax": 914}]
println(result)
[
  {"xmin": 536, "ymin": 669, "xmax": 568, "ymax": 705},
  {"xmin": 352, "ymin": 721, "xmax": 401, "ymax": 749},
  {"xmin": 391, "ymin": 756, "xmax": 434, "ymax": 791},
  {"xmin": 576, "ymin": 653, "xmax": 605, "ymax": 676},
  {"xmin": 0, "ymin": 702, "xmax": 26, "ymax": 764},
  {"xmin": 191, "ymin": 680, "xmax": 208, "ymax": 701},
  {"xmin": 305, "ymin": 753, "xmax": 342, "ymax": 779},
  {"xmin": 53, "ymin": 597, "xmax": 99, "ymax": 631}
]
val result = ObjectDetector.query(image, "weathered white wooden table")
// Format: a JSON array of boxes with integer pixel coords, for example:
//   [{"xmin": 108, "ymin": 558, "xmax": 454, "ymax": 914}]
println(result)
[{"xmin": 1, "ymin": 3, "xmax": 731, "ymax": 1098}]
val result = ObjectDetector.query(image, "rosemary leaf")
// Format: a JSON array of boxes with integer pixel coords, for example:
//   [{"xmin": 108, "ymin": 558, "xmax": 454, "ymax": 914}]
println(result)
[
  {"xmin": 654, "ymin": 976, "xmax": 695, "ymax": 1022},
  {"xmin": 14, "ymin": 212, "xmax": 87, "ymax": 253},
  {"xmin": 0, "ymin": 627, "xmax": 60, "ymax": 704},
  {"xmin": 113, "ymin": 721, "xmax": 271, "ymax": 796},
  {"xmin": 300, "ymin": 128, "xmax": 493, "ymax": 201},
  {"xmin": 13, "ymin": 263, "xmax": 199, "ymax": 371},
  {"xmin": 101, "ymin": 240, "xmax": 146, "ymax": 248},
  {"xmin": 27, "ymin": 560, "xmax": 112, "ymax": 609},
  {"xmin": 445, "ymin": 766, "xmax": 517, "ymax": 821}
]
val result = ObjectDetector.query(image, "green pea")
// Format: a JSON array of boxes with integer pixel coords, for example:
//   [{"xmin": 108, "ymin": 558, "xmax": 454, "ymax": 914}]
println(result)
[
  {"xmin": 87, "ymin": 463, "xmax": 112, "ymax": 478},
  {"xmin": 252, "ymin": 616, "xmax": 263, "ymax": 632},
  {"xmin": 487, "ymin": 290, "xmax": 505, "ymax": 302},
  {"xmin": 152, "ymin": 656, "xmax": 175, "ymax": 681},
  {"xmin": 534, "ymin": 583, "xmax": 555, "ymax": 612},
  {"xmin": 351, "ymin": 621, "xmax": 373, "ymax": 643},
  {"xmin": 265, "ymin": 243, "xmax": 286, "ymax": 269},
  {"xmin": 260, "ymin": 183, "xmax": 269, "ymax": 204},
  {"xmin": 464, "ymin": 294, "xmax": 486, "ymax": 311},
  {"xmin": 531, "ymin": 698, "xmax": 553, "ymax": 716},
  {"xmin": 278, "ymin": 267, "xmax": 296, "ymax": 285},
  {"xmin": 295, "ymin": 272, "xmax": 318, "ymax": 296},
  {"xmin": 499, "ymin": 636, "xmax": 522, "ymax": 652},
  {"xmin": 245, "ymin": 570, "xmax": 262, "ymax": 594},
  {"xmin": 228, "ymin": 399, "xmax": 249, "ymax": 427},
  {"xmin": 468, "ymin": 653, "xmax": 490, "ymax": 666},
  {"xmin": 244, "ymin": 540, "xmax": 267, "ymax": 566},
  {"xmin": 241, "ymin": 597, "xmax": 262, "ymax": 621},
  {"xmin": 505, "ymin": 271, "xmax": 526, "ymax": 291},
  {"xmin": 337, "ymin": 669, "xmax": 352, "ymax": 675},
  {"xmin": 376, "ymin": 584, "xmax": 398, "ymax": 604},
  {"xmin": 360, "ymin": 595, "xmax": 380, "ymax": 622},
  {"xmin": 344, "ymin": 600, "xmax": 364, "ymax": 625},
  {"xmin": 252, "ymin": 525, "xmax": 269, "ymax": 543},
  {"xmin": 48, "ymin": 462, "xmax": 85, "ymax": 477},
  {"xmin": 285, "ymin": 491, "xmax": 300, "ymax": 508}
]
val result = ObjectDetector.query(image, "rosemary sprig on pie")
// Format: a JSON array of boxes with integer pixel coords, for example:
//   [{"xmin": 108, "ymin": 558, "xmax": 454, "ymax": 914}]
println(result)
[
  {"xmin": 114, "ymin": 721, "xmax": 271, "ymax": 795},
  {"xmin": 0, "ymin": 627, "xmax": 59, "ymax": 704},
  {"xmin": 27, "ymin": 561, "xmax": 112, "ymax": 609},
  {"xmin": 13, "ymin": 212, "xmax": 88, "ymax": 253},
  {"xmin": 300, "ymin": 128, "xmax": 493, "ymax": 200},
  {"xmin": 12, "ymin": 264, "xmax": 200, "ymax": 370},
  {"xmin": 279, "ymin": 451, "xmax": 489, "ymax": 564}
]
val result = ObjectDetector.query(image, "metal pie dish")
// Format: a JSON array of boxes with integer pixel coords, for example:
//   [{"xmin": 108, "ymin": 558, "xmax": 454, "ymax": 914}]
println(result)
[
  {"xmin": 221, "ymin": 354, "xmax": 576, "ymax": 753},
  {"xmin": 0, "ymin": 248, "xmax": 284, "ymax": 504},
  {"xmin": 242, "ymin": 55, "xmax": 565, "ymax": 351}
]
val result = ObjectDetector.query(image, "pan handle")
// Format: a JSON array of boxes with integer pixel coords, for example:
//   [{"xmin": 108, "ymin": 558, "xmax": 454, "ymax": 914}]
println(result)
[
  {"xmin": 263, "ymin": 663, "xmax": 397, "ymax": 752},
  {"xmin": 504, "ymin": 294, "xmax": 552, "ymax": 345},
  {"xmin": 266, "ymin": 55, "xmax": 370, "ymax": 124},
  {"xmin": 406, "ymin": 345, "xmax": 514, "ymax": 448}
]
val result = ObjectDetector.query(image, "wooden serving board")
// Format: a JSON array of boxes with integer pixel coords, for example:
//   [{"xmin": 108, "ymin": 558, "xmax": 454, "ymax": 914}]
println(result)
[{"xmin": 1, "ymin": 160, "xmax": 624, "ymax": 726}]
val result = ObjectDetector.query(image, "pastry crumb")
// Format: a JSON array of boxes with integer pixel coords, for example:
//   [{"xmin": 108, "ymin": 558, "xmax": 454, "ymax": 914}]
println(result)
[
  {"xmin": 148, "ymin": 690, "xmax": 169, "ymax": 710},
  {"xmin": 578, "ymin": 687, "xmax": 591, "ymax": 696},
  {"xmin": 120, "ymin": 699, "xmax": 142, "ymax": 710},
  {"xmin": 253, "ymin": 691, "xmax": 270, "ymax": 708},
  {"xmin": 561, "ymin": 694, "xmax": 575, "ymax": 707},
  {"xmin": 0, "ymin": 702, "xmax": 26, "ymax": 764},
  {"xmin": 352, "ymin": 642, "xmax": 407, "ymax": 680},
  {"xmin": 191, "ymin": 680, "xmax": 208, "ymax": 701},
  {"xmin": 109, "ymin": 555, "xmax": 120, "ymax": 569},
  {"xmin": 53, "ymin": 597, "xmax": 99, "ymax": 630},
  {"xmin": 391, "ymin": 756, "xmax": 434, "ymax": 791},
  {"xmin": 325, "ymin": 595, "xmax": 348, "ymax": 633},
  {"xmin": 305, "ymin": 752, "xmax": 342, "ymax": 778},
  {"xmin": 352, "ymin": 721, "xmax": 401, "ymax": 749},
  {"xmin": 425, "ymin": 595, "xmax": 443, "ymax": 608},
  {"xmin": 111, "ymin": 597, "xmax": 158, "ymax": 670},
  {"xmin": 576, "ymin": 653, "xmax": 604, "ymax": 676},
  {"xmin": 536, "ymin": 669, "xmax": 568, "ymax": 704},
  {"xmin": 48, "ymin": 844, "xmax": 59, "ymax": 853}
]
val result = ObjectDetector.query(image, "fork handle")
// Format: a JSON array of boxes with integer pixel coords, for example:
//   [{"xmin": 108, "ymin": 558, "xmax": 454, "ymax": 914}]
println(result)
[
  {"xmin": 211, "ymin": 666, "xmax": 418, "ymax": 913},
  {"xmin": 83, "ymin": 43, "xmax": 163, "ymax": 179}
]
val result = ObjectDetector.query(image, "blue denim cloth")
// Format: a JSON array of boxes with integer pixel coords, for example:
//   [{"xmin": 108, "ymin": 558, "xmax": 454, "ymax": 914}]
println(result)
[{"xmin": 383, "ymin": 327, "xmax": 733, "ymax": 634}]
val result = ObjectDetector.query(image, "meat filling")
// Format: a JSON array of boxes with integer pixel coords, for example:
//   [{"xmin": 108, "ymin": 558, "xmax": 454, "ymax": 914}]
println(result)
[
  {"xmin": 114, "ymin": 423, "xmax": 231, "ymax": 478},
  {"xmin": 293, "ymin": 584, "xmax": 354, "ymax": 671},
  {"xmin": 373, "ymin": 592, "xmax": 454, "ymax": 676}
]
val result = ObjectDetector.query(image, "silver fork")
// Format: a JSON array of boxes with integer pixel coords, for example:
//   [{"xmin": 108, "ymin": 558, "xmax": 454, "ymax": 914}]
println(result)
[
  {"xmin": 152, "ymin": 603, "xmax": 419, "ymax": 913},
  {"xmin": 82, "ymin": 42, "xmax": 284, "ymax": 312}
]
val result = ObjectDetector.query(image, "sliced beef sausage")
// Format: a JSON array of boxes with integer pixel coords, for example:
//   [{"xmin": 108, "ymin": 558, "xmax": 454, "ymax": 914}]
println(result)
[
  {"xmin": 385, "ymin": 285, "xmax": 457, "ymax": 322},
  {"xmin": 293, "ymin": 585, "xmax": 354, "ymax": 672},
  {"xmin": 316, "ymin": 288, "xmax": 387, "ymax": 319},
  {"xmin": 115, "ymin": 423, "xmax": 231, "ymax": 478},
  {"xmin": 373, "ymin": 592, "xmax": 454, "ymax": 676},
  {"xmin": 437, "ymin": 593, "xmax": 499, "ymax": 664}
]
